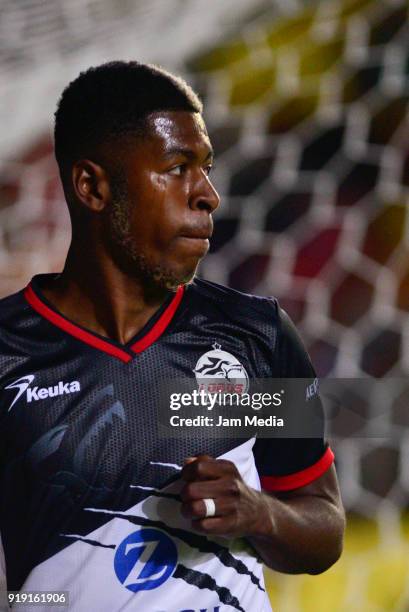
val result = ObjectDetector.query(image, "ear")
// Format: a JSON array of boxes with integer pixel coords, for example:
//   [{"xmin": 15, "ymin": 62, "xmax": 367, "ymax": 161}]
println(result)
[{"xmin": 71, "ymin": 159, "xmax": 111, "ymax": 212}]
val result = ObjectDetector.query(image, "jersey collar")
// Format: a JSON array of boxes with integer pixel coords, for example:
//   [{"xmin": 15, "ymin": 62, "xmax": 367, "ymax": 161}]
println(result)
[{"xmin": 24, "ymin": 276, "xmax": 185, "ymax": 363}]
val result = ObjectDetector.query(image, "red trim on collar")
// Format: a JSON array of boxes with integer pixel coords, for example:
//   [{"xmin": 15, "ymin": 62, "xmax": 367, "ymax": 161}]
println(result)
[
  {"xmin": 130, "ymin": 285, "xmax": 184, "ymax": 353},
  {"xmin": 24, "ymin": 283, "xmax": 184, "ymax": 362},
  {"xmin": 260, "ymin": 446, "xmax": 335, "ymax": 492}
]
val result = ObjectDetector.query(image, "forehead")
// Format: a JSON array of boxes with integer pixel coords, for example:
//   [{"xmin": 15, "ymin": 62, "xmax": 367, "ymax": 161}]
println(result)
[{"xmin": 143, "ymin": 110, "xmax": 211, "ymax": 154}]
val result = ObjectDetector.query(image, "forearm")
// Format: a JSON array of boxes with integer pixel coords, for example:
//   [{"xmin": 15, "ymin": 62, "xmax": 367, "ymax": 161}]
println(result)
[
  {"xmin": 246, "ymin": 490, "xmax": 345, "ymax": 574},
  {"xmin": 180, "ymin": 456, "xmax": 345, "ymax": 575}
]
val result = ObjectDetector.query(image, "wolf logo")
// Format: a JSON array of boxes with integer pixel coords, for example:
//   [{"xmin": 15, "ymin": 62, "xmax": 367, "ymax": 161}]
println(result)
[{"xmin": 193, "ymin": 343, "xmax": 249, "ymax": 394}]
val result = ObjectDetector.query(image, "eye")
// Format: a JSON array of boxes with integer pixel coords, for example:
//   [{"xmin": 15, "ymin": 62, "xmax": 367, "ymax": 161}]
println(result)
[
  {"xmin": 203, "ymin": 163, "xmax": 214, "ymax": 176},
  {"xmin": 168, "ymin": 164, "xmax": 187, "ymax": 176}
]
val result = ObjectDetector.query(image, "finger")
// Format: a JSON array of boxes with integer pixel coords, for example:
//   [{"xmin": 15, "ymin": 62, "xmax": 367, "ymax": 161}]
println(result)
[
  {"xmin": 181, "ymin": 455, "xmax": 216, "ymax": 482},
  {"xmin": 181, "ymin": 497, "xmax": 234, "ymax": 520},
  {"xmin": 181, "ymin": 457, "xmax": 236, "ymax": 482},
  {"xmin": 193, "ymin": 515, "xmax": 237, "ymax": 537},
  {"xmin": 193, "ymin": 454, "xmax": 213, "ymax": 462},
  {"xmin": 183, "ymin": 457, "xmax": 197, "ymax": 465},
  {"xmin": 181, "ymin": 478, "xmax": 239, "ymax": 502}
]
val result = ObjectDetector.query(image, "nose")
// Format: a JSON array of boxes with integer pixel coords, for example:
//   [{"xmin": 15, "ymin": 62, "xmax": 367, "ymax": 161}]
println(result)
[{"xmin": 189, "ymin": 172, "xmax": 220, "ymax": 213}]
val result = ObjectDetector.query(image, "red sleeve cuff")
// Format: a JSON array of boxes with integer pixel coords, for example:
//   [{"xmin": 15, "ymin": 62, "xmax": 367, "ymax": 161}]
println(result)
[{"xmin": 260, "ymin": 446, "xmax": 335, "ymax": 492}]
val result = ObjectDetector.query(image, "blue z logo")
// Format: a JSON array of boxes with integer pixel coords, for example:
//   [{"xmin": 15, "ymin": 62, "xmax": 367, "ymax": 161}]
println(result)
[{"xmin": 114, "ymin": 528, "xmax": 177, "ymax": 592}]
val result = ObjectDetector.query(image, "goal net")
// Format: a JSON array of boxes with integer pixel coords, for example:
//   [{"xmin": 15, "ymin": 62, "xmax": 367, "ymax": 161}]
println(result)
[{"xmin": 192, "ymin": 1, "xmax": 409, "ymax": 609}]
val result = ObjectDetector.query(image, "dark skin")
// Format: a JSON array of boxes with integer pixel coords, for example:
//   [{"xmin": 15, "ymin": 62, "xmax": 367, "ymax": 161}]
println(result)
[
  {"xmin": 181, "ymin": 455, "xmax": 345, "ymax": 574},
  {"xmin": 43, "ymin": 109, "xmax": 345, "ymax": 573},
  {"xmin": 43, "ymin": 111, "xmax": 219, "ymax": 343}
]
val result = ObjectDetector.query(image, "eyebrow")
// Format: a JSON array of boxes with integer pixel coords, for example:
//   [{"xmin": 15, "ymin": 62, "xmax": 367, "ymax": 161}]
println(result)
[{"xmin": 162, "ymin": 146, "xmax": 214, "ymax": 162}]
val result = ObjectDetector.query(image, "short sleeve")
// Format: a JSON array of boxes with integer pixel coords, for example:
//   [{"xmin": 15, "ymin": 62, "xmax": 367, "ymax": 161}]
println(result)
[{"xmin": 253, "ymin": 306, "xmax": 334, "ymax": 492}]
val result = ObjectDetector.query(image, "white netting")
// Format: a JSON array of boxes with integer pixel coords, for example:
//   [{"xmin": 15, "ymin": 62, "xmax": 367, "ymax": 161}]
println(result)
[
  {"xmin": 0, "ymin": 0, "xmax": 260, "ymax": 159},
  {"xmin": 186, "ymin": 2, "xmax": 409, "ymax": 608}
]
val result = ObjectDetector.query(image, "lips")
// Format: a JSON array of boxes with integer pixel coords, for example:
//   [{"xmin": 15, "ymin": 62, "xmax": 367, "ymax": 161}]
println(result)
[
  {"xmin": 179, "ymin": 222, "xmax": 213, "ymax": 241},
  {"xmin": 176, "ymin": 224, "xmax": 212, "ymax": 256},
  {"xmin": 180, "ymin": 233, "xmax": 211, "ymax": 240}
]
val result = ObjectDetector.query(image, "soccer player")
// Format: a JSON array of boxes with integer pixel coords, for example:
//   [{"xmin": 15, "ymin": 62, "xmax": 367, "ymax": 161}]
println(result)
[{"xmin": 0, "ymin": 62, "xmax": 345, "ymax": 611}]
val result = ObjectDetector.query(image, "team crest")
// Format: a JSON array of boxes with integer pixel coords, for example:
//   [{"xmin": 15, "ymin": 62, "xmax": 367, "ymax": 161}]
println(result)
[{"xmin": 193, "ymin": 343, "xmax": 249, "ymax": 394}]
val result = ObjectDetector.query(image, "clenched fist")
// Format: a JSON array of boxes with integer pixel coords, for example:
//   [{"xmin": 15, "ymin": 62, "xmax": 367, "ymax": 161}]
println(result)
[{"xmin": 180, "ymin": 454, "xmax": 271, "ymax": 538}]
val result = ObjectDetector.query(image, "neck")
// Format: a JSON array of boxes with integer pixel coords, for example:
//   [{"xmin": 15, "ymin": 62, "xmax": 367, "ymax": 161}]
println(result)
[{"xmin": 41, "ymin": 240, "xmax": 173, "ymax": 344}]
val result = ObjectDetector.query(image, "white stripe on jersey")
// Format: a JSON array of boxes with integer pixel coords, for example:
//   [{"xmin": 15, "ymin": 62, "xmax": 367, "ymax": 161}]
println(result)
[
  {"xmin": 149, "ymin": 461, "xmax": 182, "ymax": 470},
  {"xmin": 12, "ymin": 439, "xmax": 272, "ymax": 612}
]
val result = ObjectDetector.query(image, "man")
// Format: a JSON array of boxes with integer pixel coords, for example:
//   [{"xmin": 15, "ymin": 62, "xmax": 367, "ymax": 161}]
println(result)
[{"xmin": 0, "ymin": 61, "xmax": 344, "ymax": 611}]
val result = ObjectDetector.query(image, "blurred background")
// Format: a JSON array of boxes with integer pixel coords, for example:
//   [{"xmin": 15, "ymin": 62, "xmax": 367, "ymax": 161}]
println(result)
[{"xmin": 0, "ymin": 0, "xmax": 408, "ymax": 609}]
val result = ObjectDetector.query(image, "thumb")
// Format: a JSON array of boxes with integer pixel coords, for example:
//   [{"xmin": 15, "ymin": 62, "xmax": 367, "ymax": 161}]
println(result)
[{"xmin": 183, "ymin": 456, "xmax": 197, "ymax": 465}]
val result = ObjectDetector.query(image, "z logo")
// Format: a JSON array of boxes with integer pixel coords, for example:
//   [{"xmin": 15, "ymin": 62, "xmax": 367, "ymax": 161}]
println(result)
[{"xmin": 114, "ymin": 529, "xmax": 177, "ymax": 592}]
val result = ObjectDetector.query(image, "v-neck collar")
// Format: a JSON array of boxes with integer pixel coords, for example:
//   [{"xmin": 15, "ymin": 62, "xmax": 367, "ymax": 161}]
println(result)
[{"xmin": 24, "ymin": 275, "xmax": 185, "ymax": 363}]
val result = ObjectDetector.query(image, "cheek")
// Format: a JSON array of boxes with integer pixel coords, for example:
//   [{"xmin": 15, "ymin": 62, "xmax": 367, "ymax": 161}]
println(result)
[
  {"xmin": 128, "ymin": 176, "xmax": 177, "ymax": 249},
  {"xmin": 149, "ymin": 175, "xmax": 187, "ymax": 233},
  {"xmin": 152, "ymin": 174, "xmax": 186, "ymax": 208},
  {"xmin": 153, "ymin": 173, "xmax": 167, "ymax": 189},
  {"xmin": 148, "ymin": 173, "xmax": 174, "ymax": 214}
]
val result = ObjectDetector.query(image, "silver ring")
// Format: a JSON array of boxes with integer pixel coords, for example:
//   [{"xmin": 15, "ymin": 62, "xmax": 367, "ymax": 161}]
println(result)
[{"xmin": 203, "ymin": 498, "xmax": 216, "ymax": 518}]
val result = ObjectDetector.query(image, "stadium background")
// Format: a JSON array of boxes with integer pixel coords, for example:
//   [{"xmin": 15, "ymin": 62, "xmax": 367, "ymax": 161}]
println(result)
[{"xmin": 0, "ymin": 0, "xmax": 408, "ymax": 609}]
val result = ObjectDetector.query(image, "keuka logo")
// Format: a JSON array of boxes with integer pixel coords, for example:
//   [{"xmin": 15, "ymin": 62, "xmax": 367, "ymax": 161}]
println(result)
[{"xmin": 5, "ymin": 375, "xmax": 81, "ymax": 411}]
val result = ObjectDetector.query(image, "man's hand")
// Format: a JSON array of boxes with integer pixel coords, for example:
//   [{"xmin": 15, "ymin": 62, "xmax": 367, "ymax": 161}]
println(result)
[
  {"xmin": 180, "ymin": 454, "xmax": 345, "ymax": 575},
  {"xmin": 180, "ymin": 454, "xmax": 271, "ymax": 538}
]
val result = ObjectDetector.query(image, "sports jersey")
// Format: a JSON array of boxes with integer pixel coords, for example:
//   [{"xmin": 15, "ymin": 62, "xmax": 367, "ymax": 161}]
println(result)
[{"xmin": 0, "ymin": 274, "xmax": 334, "ymax": 612}]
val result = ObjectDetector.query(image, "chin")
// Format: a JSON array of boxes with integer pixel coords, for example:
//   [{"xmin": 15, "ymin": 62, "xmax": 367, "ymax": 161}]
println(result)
[
  {"xmin": 172, "ymin": 259, "xmax": 201, "ymax": 288},
  {"xmin": 146, "ymin": 261, "xmax": 198, "ymax": 292},
  {"xmin": 166, "ymin": 267, "xmax": 197, "ymax": 290}
]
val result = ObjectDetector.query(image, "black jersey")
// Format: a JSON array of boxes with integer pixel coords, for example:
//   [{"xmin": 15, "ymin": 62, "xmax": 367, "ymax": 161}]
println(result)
[{"xmin": 0, "ymin": 275, "xmax": 333, "ymax": 612}]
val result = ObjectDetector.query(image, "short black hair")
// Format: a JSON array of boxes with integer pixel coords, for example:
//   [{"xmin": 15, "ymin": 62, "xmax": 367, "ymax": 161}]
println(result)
[{"xmin": 54, "ymin": 60, "xmax": 202, "ymax": 170}]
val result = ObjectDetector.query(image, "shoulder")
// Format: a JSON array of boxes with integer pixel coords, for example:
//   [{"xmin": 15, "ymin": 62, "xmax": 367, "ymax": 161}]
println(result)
[
  {"xmin": 187, "ymin": 277, "xmax": 280, "ymax": 323},
  {"xmin": 185, "ymin": 279, "xmax": 288, "ymax": 369},
  {"xmin": 187, "ymin": 279, "xmax": 314, "ymax": 376}
]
